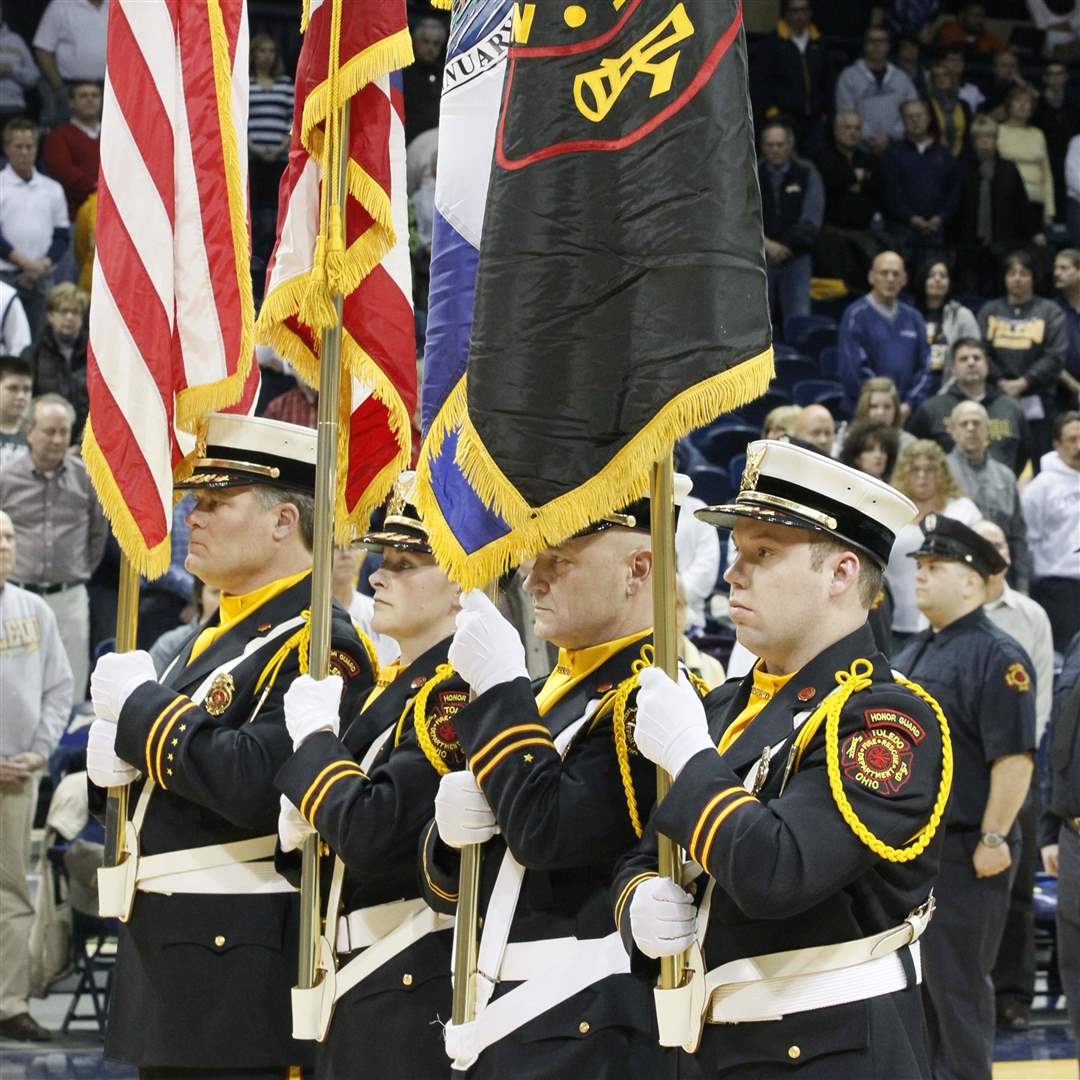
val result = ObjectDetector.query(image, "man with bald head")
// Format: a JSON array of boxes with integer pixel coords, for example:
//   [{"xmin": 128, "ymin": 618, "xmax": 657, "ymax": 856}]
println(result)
[
  {"xmin": 947, "ymin": 401, "xmax": 1029, "ymax": 591},
  {"xmin": 793, "ymin": 402, "xmax": 836, "ymax": 455},
  {"xmin": 838, "ymin": 251, "xmax": 931, "ymax": 416}
]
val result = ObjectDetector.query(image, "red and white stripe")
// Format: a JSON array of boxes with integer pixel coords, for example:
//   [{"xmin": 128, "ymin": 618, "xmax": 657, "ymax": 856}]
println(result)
[
  {"xmin": 257, "ymin": 0, "xmax": 416, "ymax": 538},
  {"xmin": 85, "ymin": 0, "xmax": 258, "ymax": 576}
]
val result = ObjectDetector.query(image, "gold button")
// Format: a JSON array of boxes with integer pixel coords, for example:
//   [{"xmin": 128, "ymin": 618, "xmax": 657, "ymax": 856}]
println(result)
[
  {"xmin": 788, "ymin": 1045, "xmax": 801, "ymax": 1060},
  {"xmin": 214, "ymin": 935, "xmax": 225, "ymax": 947},
  {"xmin": 402, "ymin": 973, "xmax": 413, "ymax": 986},
  {"xmin": 578, "ymin": 1021, "xmax": 590, "ymax": 1035}
]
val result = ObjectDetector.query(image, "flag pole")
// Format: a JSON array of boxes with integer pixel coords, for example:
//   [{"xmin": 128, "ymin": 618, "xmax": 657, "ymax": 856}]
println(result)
[
  {"xmin": 297, "ymin": 96, "xmax": 351, "ymax": 994},
  {"xmin": 451, "ymin": 578, "xmax": 498, "ymax": 1024},
  {"xmin": 651, "ymin": 452, "xmax": 686, "ymax": 991},
  {"xmin": 104, "ymin": 554, "xmax": 141, "ymax": 867}
]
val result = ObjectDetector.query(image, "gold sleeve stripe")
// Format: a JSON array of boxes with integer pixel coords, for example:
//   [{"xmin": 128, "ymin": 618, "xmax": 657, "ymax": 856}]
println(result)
[
  {"xmin": 299, "ymin": 759, "xmax": 366, "ymax": 818},
  {"xmin": 473, "ymin": 737, "xmax": 554, "ymax": 786},
  {"xmin": 688, "ymin": 787, "xmax": 745, "ymax": 862},
  {"xmin": 144, "ymin": 696, "xmax": 191, "ymax": 779},
  {"xmin": 614, "ymin": 871, "xmax": 658, "ymax": 931},
  {"xmin": 697, "ymin": 795, "xmax": 757, "ymax": 868},
  {"xmin": 306, "ymin": 768, "xmax": 365, "ymax": 826},
  {"xmin": 422, "ymin": 820, "xmax": 458, "ymax": 902},
  {"xmin": 468, "ymin": 723, "xmax": 551, "ymax": 767},
  {"xmin": 154, "ymin": 701, "xmax": 197, "ymax": 788}
]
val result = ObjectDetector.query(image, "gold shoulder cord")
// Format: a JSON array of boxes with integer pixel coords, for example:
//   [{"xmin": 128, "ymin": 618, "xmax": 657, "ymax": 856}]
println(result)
[
  {"xmin": 790, "ymin": 659, "xmax": 953, "ymax": 864},
  {"xmin": 412, "ymin": 663, "xmax": 457, "ymax": 775},
  {"xmin": 255, "ymin": 610, "xmax": 313, "ymax": 695}
]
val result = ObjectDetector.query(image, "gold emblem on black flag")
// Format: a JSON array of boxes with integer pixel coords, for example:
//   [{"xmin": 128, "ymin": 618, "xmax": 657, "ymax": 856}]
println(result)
[
  {"xmin": 574, "ymin": 4, "xmax": 694, "ymax": 122},
  {"xmin": 205, "ymin": 672, "xmax": 235, "ymax": 716}
]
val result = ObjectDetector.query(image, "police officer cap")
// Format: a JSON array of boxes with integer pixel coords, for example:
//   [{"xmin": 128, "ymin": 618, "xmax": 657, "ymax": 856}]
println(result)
[
  {"xmin": 574, "ymin": 473, "xmax": 693, "ymax": 538},
  {"xmin": 176, "ymin": 414, "xmax": 317, "ymax": 494},
  {"xmin": 907, "ymin": 513, "xmax": 1007, "ymax": 578},
  {"xmin": 695, "ymin": 439, "xmax": 917, "ymax": 568},
  {"xmin": 359, "ymin": 471, "xmax": 432, "ymax": 555}
]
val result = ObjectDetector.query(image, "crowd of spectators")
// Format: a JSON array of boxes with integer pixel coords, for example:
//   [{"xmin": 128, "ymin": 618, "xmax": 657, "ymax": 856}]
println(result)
[{"xmin": 0, "ymin": 0, "xmax": 1079, "ymax": 1046}]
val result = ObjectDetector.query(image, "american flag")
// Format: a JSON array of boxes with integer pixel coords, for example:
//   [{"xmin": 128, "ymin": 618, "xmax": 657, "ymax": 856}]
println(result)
[
  {"xmin": 83, "ymin": 0, "xmax": 260, "ymax": 579},
  {"xmin": 256, "ymin": 0, "xmax": 416, "ymax": 540}
]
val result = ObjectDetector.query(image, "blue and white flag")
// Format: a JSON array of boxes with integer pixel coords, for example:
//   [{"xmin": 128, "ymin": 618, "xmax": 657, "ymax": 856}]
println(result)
[{"xmin": 417, "ymin": 0, "xmax": 515, "ymax": 574}]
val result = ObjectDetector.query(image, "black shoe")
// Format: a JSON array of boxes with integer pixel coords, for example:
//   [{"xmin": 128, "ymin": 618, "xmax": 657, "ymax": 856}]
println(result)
[
  {"xmin": 0, "ymin": 1013, "xmax": 53, "ymax": 1042},
  {"xmin": 996, "ymin": 1002, "xmax": 1031, "ymax": 1031}
]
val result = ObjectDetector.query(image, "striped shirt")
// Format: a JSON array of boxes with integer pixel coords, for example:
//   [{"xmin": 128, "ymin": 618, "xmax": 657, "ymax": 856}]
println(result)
[{"xmin": 248, "ymin": 75, "xmax": 294, "ymax": 149}]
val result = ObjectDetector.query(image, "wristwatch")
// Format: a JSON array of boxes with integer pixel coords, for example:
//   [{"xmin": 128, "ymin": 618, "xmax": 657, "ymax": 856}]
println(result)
[{"xmin": 979, "ymin": 831, "xmax": 1006, "ymax": 848}]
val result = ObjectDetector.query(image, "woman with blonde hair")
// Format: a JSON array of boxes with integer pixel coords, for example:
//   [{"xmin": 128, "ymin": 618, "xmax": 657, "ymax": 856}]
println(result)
[
  {"xmin": 854, "ymin": 375, "xmax": 915, "ymax": 451},
  {"xmin": 885, "ymin": 439, "xmax": 982, "ymax": 646},
  {"xmin": 997, "ymin": 83, "xmax": 1055, "ymax": 239}
]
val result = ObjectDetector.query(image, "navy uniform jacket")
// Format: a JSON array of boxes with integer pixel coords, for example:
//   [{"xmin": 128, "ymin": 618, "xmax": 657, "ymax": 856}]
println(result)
[
  {"xmin": 101, "ymin": 574, "xmax": 374, "ymax": 1070},
  {"xmin": 420, "ymin": 635, "xmax": 674, "ymax": 1080},
  {"xmin": 613, "ymin": 624, "xmax": 947, "ymax": 1079},
  {"xmin": 274, "ymin": 637, "xmax": 467, "ymax": 1080},
  {"xmin": 895, "ymin": 608, "xmax": 1036, "ymax": 831},
  {"xmin": 1042, "ymin": 630, "xmax": 1080, "ymax": 847}
]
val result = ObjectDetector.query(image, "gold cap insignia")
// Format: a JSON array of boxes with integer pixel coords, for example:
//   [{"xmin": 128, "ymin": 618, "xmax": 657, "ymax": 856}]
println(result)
[
  {"xmin": 740, "ymin": 444, "xmax": 766, "ymax": 493},
  {"xmin": 205, "ymin": 672, "xmax": 236, "ymax": 717}
]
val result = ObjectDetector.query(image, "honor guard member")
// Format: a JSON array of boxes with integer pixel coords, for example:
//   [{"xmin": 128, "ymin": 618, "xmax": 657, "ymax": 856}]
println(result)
[
  {"xmin": 274, "ymin": 472, "xmax": 468, "ymax": 1078},
  {"xmin": 616, "ymin": 441, "xmax": 951, "ymax": 1079},
  {"xmin": 84, "ymin": 414, "xmax": 376, "ymax": 1080},
  {"xmin": 421, "ymin": 488, "xmax": 698, "ymax": 1079},
  {"xmin": 895, "ymin": 514, "xmax": 1036, "ymax": 1080},
  {"xmin": 1041, "ymin": 629, "xmax": 1080, "ymax": 1044}
]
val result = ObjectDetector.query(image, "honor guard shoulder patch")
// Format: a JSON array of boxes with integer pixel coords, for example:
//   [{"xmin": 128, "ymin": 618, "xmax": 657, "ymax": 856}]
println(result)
[
  {"xmin": 205, "ymin": 672, "xmax": 235, "ymax": 717},
  {"xmin": 427, "ymin": 689, "xmax": 468, "ymax": 770},
  {"xmin": 329, "ymin": 649, "xmax": 362, "ymax": 681},
  {"xmin": 1004, "ymin": 662, "xmax": 1031, "ymax": 693},
  {"xmin": 841, "ymin": 727, "xmax": 914, "ymax": 797},
  {"xmin": 862, "ymin": 708, "xmax": 925, "ymax": 743}
]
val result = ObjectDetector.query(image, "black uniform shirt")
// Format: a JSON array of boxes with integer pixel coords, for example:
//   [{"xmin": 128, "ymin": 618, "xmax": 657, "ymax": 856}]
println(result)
[{"xmin": 895, "ymin": 607, "xmax": 1036, "ymax": 829}]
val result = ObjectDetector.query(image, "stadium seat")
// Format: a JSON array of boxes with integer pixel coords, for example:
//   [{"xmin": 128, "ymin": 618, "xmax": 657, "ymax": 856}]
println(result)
[
  {"xmin": 728, "ymin": 453, "xmax": 746, "ymax": 490},
  {"xmin": 782, "ymin": 313, "xmax": 836, "ymax": 349},
  {"xmin": 699, "ymin": 423, "xmax": 759, "ymax": 465},
  {"xmin": 773, "ymin": 356, "xmax": 819, "ymax": 394},
  {"xmin": 819, "ymin": 346, "xmax": 840, "ymax": 381},
  {"xmin": 734, "ymin": 388, "xmax": 792, "ymax": 431},
  {"xmin": 689, "ymin": 465, "xmax": 733, "ymax": 507},
  {"xmin": 800, "ymin": 325, "xmax": 838, "ymax": 359},
  {"xmin": 793, "ymin": 379, "xmax": 846, "ymax": 407}
]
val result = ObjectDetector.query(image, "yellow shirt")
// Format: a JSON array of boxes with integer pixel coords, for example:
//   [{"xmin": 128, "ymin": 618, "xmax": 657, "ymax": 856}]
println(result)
[
  {"xmin": 533, "ymin": 628, "xmax": 651, "ymax": 717},
  {"xmin": 717, "ymin": 663, "xmax": 794, "ymax": 755},
  {"xmin": 361, "ymin": 662, "xmax": 402, "ymax": 713},
  {"xmin": 188, "ymin": 567, "xmax": 312, "ymax": 664}
]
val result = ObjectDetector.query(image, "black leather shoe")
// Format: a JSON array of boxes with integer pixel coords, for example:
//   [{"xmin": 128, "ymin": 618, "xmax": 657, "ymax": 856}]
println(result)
[
  {"xmin": 996, "ymin": 1002, "xmax": 1031, "ymax": 1031},
  {"xmin": 0, "ymin": 1013, "xmax": 53, "ymax": 1041}
]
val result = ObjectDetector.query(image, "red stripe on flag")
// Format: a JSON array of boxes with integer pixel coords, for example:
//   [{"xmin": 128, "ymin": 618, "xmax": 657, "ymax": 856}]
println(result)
[
  {"xmin": 86, "ymin": 347, "xmax": 171, "ymax": 551},
  {"xmin": 177, "ymin": 3, "xmax": 243, "ymax": 373},
  {"xmin": 344, "ymin": 396, "xmax": 399, "ymax": 511},
  {"xmin": 105, "ymin": 4, "xmax": 175, "ymax": 220}
]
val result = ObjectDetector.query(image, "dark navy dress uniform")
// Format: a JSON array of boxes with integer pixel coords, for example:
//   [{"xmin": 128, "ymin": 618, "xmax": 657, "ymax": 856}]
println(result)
[
  {"xmin": 102, "ymin": 575, "xmax": 374, "ymax": 1078},
  {"xmin": 421, "ymin": 635, "xmax": 676, "ymax": 1080},
  {"xmin": 274, "ymin": 637, "xmax": 468, "ymax": 1080},
  {"xmin": 896, "ymin": 608, "xmax": 1036, "ymax": 1080},
  {"xmin": 614, "ymin": 624, "xmax": 947, "ymax": 1079}
]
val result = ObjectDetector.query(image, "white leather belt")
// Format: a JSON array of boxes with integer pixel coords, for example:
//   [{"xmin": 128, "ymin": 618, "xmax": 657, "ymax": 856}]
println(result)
[
  {"xmin": 335, "ymin": 897, "xmax": 430, "ymax": 953},
  {"xmin": 135, "ymin": 835, "xmax": 296, "ymax": 896},
  {"xmin": 495, "ymin": 936, "xmax": 580, "ymax": 983},
  {"xmin": 707, "ymin": 941, "xmax": 920, "ymax": 1024}
]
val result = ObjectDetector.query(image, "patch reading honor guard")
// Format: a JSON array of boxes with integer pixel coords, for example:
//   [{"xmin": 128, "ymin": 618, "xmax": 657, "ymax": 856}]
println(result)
[
  {"xmin": 1004, "ymin": 663, "xmax": 1031, "ymax": 693},
  {"xmin": 841, "ymin": 727, "xmax": 914, "ymax": 797},
  {"xmin": 862, "ymin": 708, "xmax": 925, "ymax": 743},
  {"xmin": 328, "ymin": 649, "xmax": 361, "ymax": 681},
  {"xmin": 429, "ymin": 689, "xmax": 468, "ymax": 769},
  {"xmin": 205, "ymin": 672, "xmax": 235, "ymax": 717}
]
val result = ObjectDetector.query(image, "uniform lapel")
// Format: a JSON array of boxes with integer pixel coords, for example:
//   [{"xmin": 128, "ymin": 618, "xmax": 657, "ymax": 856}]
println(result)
[{"xmin": 165, "ymin": 574, "xmax": 313, "ymax": 693}]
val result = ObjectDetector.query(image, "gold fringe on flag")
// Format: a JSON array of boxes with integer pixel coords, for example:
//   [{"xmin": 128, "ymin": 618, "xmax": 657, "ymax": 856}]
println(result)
[{"xmin": 414, "ymin": 348, "xmax": 775, "ymax": 590}]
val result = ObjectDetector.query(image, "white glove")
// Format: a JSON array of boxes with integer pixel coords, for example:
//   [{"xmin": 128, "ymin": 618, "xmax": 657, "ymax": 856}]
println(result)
[
  {"xmin": 448, "ymin": 589, "xmax": 528, "ymax": 697},
  {"xmin": 634, "ymin": 667, "xmax": 714, "ymax": 779},
  {"xmin": 283, "ymin": 674, "xmax": 343, "ymax": 748},
  {"xmin": 278, "ymin": 794, "xmax": 314, "ymax": 853},
  {"xmin": 434, "ymin": 770, "xmax": 499, "ymax": 849},
  {"xmin": 90, "ymin": 650, "xmax": 157, "ymax": 723},
  {"xmin": 629, "ymin": 876, "xmax": 697, "ymax": 959},
  {"xmin": 86, "ymin": 718, "xmax": 141, "ymax": 788}
]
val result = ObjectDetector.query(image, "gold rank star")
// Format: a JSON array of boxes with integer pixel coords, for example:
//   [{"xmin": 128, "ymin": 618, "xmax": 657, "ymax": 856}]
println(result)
[{"xmin": 524, "ymin": 753, "xmax": 534, "ymax": 763}]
